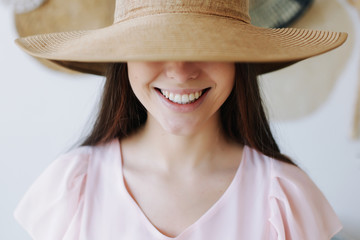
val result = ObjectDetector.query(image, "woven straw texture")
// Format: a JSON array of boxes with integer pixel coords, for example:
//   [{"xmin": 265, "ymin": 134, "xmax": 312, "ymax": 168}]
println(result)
[{"xmin": 15, "ymin": 0, "xmax": 347, "ymax": 75}]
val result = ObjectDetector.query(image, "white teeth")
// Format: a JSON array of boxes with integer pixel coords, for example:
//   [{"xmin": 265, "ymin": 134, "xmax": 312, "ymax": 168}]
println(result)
[
  {"xmin": 174, "ymin": 94, "xmax": 181, "ymax": 103},
  {"xmin": 195, "ymin": 92, "xmax": 200, "ymax": 99},
  {"xmin": 189, "ymin": 93, "xmax": 195, "ymax": 101},
  {"xmin": 181, "ymin": 94, "xmax": 189, "ymax": 104},
  {"xmin": 160, "ymin": 89, "xmax": 204, "ymax": 104}
]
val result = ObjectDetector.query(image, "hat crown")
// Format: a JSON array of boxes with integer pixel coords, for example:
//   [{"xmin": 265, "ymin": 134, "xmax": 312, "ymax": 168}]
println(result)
[{"xmin": 114, "ymin": 0, "xmax": 250, "ymax": 23}]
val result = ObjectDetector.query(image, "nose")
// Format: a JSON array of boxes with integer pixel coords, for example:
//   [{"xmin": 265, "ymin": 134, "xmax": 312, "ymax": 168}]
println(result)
[{"xmin": 164, "ymin": 62, "xmax": 200, "ymax": 82}]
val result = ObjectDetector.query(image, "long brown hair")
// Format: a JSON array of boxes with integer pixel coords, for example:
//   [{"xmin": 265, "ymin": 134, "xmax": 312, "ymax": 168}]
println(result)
[{"xmin": 82, "ymin": 62, "xmax": 295, "ymax": 165}]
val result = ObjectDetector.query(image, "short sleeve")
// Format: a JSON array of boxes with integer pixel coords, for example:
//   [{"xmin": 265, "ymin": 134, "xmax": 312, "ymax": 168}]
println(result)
[
  {"xmin": 268, "ymin": 160, "xmax": 342, "ymax": 240},
  {"xmin": 14, "ymin": 147, "xmax": 91, "ymax": 240}
]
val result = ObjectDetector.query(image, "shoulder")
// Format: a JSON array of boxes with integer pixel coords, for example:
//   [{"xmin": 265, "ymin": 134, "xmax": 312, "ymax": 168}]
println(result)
[
  {"xmin": 55, "ymin": 144, "xmax": 93, "ymax": 171},
  {"xmin": 244, "ymin": 146, "xmax": 323, "ymax": 194},
  {"xmin": 14, "ymin": 139, "xmax": 119, "ymax": 240},
  {"xmin": 258, "ymin": 151, "xmax": 343, "ymax": 240},
  {"xmin": 64, "ymin": 138, "xmax": 119, "ymax": 159},
  {"xmin": 56, "ymin": 138, "xmax": 119, "ymax": 170},
  {"xmin": 269, "ymin": 154, "xmax": 312, "ymax": 190},
  {"xmin": 243, "ymin": 147, "xmax": 342, "ymax": 239}
]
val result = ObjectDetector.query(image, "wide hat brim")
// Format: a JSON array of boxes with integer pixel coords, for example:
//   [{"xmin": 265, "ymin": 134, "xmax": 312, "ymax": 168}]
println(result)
[{"xmin": 15, "ymin": 13, "xmax": 347, "ymax": 75}]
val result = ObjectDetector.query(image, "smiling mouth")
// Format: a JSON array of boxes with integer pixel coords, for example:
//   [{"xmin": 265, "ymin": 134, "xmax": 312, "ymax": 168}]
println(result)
[{"xmin": 156, "ymin": 88, "xmax": 209, "ymax": 104}]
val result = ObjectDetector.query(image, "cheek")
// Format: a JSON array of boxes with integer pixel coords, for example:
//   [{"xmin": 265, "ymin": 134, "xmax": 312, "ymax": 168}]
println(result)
[
  {"xmin": 127, "ymin": 62, "xmax": 148, "ymax": 89},
  {"xmin": 127, "ymin": 65, "xmax": 141, "ymax": 93},
  {"xmin": 222, "ymin": 74, "xmax": 235, "ymax": 94},
  {"xmin": 128, "ymin": 75, "xmax": 144, "ymax": 103},
  {"xmin": 127, "ymin": 65, "xmax": 152, "ymax": 104},
  {"xmin": 214, "ymin": 82, "xmax": 234, "ymax": 112},
  {"xmin": 214, "ymin": 65, "xmax": 236, "ymax": 104},
  {"xmin": 127, "ymin": 62, "xmax": 163, "ymax": 98},
  {"xmin": 224, "ymin": 65, "xmax": 236, "ymax": 96}
]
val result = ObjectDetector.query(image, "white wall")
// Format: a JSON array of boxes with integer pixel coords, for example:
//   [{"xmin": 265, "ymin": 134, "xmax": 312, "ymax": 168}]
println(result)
[
  {"xmin": 0, "ymin": 5, "xmax": 104, "ymax": 239},
  {"xmin": 266, "ymin": 1, "xmax": 360, "ymax": 237},
  {"xmin": 0, "ymin": 1, "xmax": 359, "ymax": 239},
  {"xmin": 268, "ymin": 1, "xmax": 360, "ymax": 238}
]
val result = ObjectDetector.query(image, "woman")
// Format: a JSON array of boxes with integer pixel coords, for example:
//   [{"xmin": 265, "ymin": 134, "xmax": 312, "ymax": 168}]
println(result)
[{"xmin": 14, "ymin": 0, "xmax": 346, "ymax": 239}]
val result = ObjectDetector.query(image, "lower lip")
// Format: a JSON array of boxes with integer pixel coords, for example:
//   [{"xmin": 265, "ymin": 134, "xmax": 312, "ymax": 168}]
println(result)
[{"xmin": 155, "ymin": 89, "xmax": 209, "ymax": 113}]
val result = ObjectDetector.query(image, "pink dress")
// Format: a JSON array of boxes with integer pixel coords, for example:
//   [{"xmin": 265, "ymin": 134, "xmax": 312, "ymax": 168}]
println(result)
[{"xmin": 14, "ymin": 139, "xmax": 342, "ymax": 240}]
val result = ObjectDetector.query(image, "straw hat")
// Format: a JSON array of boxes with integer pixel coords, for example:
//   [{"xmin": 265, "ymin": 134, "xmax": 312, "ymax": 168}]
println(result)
[
  {"xmin": 259, "ymin": 0, "xmax": 354, "ymax": 120},
  {"xmin": 14, "ymin": 0, "xmax": 115, "ymax": 73},
  {"xmin": 15, "ymin": 0, "xmax": 347, "ymax": 76}
]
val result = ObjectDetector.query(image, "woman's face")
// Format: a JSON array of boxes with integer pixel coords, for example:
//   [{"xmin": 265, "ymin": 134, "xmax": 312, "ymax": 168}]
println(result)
[{"xmin": 127, "ymin": 61, "xmax": 235, "ymax": 135}]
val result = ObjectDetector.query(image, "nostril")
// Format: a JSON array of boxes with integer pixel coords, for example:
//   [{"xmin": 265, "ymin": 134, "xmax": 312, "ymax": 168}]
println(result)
[
  {"xmin": 165, "ymin": 62, "xmax": 200, "ymax": 81},
  {"xmin": 188, "ymin": 71, "xmax": 200, "ymax": 80}
]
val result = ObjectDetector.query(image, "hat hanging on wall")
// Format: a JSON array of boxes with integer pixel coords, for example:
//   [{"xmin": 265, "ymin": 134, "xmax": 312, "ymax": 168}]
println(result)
[
  {"xmin": 257, "ymin": 0, "xmax": 354, "ymax": 121},
  {"xmin": 3, "ymin": 0, "xmax": 47, "ymax": 14},
  {"xmin": 250, "ymin": 0, "xmax": 313, "ymax": 28},
  {"xmin": 346, "ymin": 0, "xmax": 360, "ymax": 138},
  {"xmin": 14, "ymin": 0, "xmax": 115, "ymax": 73}
]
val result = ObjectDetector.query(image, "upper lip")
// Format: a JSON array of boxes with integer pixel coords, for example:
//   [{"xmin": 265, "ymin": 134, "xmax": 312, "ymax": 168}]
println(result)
[{"xmin": 155, "ymin": 87, "xmax": 209, "ymax": 94}]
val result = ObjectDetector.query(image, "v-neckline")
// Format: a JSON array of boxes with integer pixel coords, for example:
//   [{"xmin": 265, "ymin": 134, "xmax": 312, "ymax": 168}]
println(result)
[{"xmin": 112, "ymin": 138, "xmax": 247, "ymax": 240}]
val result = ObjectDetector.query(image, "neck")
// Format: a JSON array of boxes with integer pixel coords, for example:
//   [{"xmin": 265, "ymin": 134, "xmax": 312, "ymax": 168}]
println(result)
[{"xmin": 123, "ymin": 113, "xmax": 230, "ymax": 171}]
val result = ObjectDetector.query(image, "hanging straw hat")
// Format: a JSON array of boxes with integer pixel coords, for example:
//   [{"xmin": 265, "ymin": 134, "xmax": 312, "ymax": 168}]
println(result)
[
  {"xmin": 250, "ymin": 0, "xmax": 313, "ymax": 28},
  {"xmin": 14, "ymin": 0, "xmax": 115, "ymax": 73},
  {"xmin": 258, "ymin": 0, "xmax": 354, "ymax": 121},
  {"xmin": 15, "ymin": 0, "xmax": 347, "ymax": 76}
]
